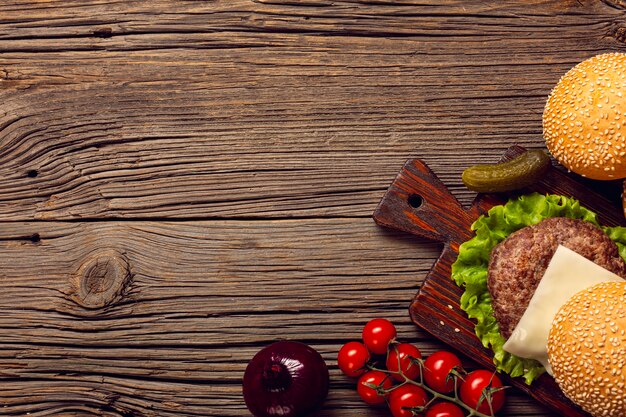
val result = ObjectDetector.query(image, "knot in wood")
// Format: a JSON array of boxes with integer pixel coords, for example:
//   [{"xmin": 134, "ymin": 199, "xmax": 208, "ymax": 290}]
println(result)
[
  {"xmin": 72, "ymin": 251, "xmax": 131, "ymax": 309},
  {"xmin": 614, "ymin": 26, "xmax": 626, "ymax": 44}
]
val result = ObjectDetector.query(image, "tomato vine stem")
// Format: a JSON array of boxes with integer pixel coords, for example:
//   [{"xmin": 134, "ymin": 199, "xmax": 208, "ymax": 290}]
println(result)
[{"xmin": 364, "ymin": 344, "xmax": 498, "ymax": 417}]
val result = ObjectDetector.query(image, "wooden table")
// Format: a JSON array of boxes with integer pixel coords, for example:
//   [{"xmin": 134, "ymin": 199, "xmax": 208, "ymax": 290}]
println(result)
[{"xmin": 1, "ymin": 1, "xmax": 624, "ymax": 416}]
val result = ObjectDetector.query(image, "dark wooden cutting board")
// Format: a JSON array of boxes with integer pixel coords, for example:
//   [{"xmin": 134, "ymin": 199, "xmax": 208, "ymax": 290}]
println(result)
[{"xmin": 373, "ymin": 145, "xmax": 625, "ymax": 417}]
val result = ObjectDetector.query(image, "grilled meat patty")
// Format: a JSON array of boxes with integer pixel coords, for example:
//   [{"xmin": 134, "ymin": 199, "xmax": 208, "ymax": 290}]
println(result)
[{"xmin": 487, "ymin": 217, "xmax": 626, "ymax": 339}]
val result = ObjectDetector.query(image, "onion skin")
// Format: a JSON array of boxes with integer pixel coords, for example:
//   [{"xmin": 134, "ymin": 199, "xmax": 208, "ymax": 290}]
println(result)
[{"xmin": 243, "ymin": 341, "xmax": 329, "ymax": 417}]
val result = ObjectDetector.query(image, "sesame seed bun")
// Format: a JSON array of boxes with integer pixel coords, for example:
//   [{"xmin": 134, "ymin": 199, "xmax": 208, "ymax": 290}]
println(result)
[
  {"xmin": 547, "ymin": 281, "xmax": 626, "ymax": 417},
  {"xmin": 543, "ymin": 53, "xmax": 626, "ymax": 180}
]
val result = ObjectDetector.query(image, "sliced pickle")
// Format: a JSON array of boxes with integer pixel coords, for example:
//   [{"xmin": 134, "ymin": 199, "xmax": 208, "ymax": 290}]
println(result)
[{"xmin": 462, "ymin": 150, "xmax": 550, "ymax": 193}]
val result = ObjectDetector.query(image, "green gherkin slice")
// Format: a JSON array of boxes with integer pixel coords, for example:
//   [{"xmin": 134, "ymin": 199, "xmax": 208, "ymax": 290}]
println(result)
[{"xmin": 462, "ymin": 150, "xmax": 551, "ymax": 193}]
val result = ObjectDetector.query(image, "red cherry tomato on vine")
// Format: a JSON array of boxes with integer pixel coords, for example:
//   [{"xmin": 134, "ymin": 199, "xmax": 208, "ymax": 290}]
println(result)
[
  {"xmin": 460, "ymin": 370, "xmax": 505, "ymax": 415},
  {"xmin": 357, "ymin": 370, "xmax": 393, "ymax": 405},
  {"xmin": 425, "ymin": 401, "xmax": 465, "ymax": 417},
  {"xmin": 386, "ymin": 343, "xmax": 422, "ymax": 381},
  {"xmin": 388, "ymin": 384, "xmax": 428, "ymax": 417},
  {"xmin": 362, "ymin": 318, "xmax": 396, "ymax": 355},
  {"xmin": 338, "ymin": 341, "xmax": 370, "ymax": 377},
  {"xmin": 423, "ymin": 351, "xmax": 462, "ymax": 393}
]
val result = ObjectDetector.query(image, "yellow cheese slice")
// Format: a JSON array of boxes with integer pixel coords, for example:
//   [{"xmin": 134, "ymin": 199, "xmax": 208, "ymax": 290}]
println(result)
[{"xmin": 502, "ymin": 244, "xmax": 624, "ymax": 375}]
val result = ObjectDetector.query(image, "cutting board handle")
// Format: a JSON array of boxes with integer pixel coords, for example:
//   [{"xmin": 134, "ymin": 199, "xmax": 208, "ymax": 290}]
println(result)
[{"xmin": 373, "ymin": 159, "xmax": 475, "ymax": 244}]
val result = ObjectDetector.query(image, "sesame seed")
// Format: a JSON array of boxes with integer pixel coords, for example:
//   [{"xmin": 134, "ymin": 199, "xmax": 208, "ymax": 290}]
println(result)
[
  {"xmin": 544, "ymin": 52, "xmax": 626, "ymax": 179},
  {"xmin": 548, "ymin": 281, "xmax": 626, "ymax": 416}
]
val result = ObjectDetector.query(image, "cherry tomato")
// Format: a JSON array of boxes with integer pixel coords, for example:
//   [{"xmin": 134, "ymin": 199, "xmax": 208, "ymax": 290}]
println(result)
[
  {"xmin": 388, "ymin": 384, "xmax": 428, "ymax": 417},
  {"xmin": 362, "ymin": 318, "xmax": 397, "ymax": 355},
  {"xmin": 423, "ymin": 351, "xmax": 462, "ymax": 393},
  {"xmin": 338, "ymin": 341, "xmax": 370, "ymax": 377},
  {"xmin": 357, "ymin": 370, "xmax": 393, "ymax": 405},
  {"xmin": 386, "ymin": 343, "xmax": 422, "ymax": 381},
  {"xmin": 460, "ymin": 370, "xmax": 505, "ymax": 415},
  {"xmin": 425, "ymin": 402, "xmax": 465, "ymax": 417}
]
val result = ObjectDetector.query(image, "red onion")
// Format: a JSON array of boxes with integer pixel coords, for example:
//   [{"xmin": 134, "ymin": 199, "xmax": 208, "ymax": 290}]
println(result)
[{"xmin": 243, "ymin": 341, "xmax": 329, "ymax": 417}]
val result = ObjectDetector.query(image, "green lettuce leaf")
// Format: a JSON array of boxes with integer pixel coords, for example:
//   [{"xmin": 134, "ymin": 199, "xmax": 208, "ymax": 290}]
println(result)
[{"xmin": 451, "ymin": 193, "xmax": 626, "ymax": 384}]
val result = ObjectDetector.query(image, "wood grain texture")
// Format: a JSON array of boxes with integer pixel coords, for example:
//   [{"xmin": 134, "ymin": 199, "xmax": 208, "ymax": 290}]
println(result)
[
  {"xmin": 0, "ymin": 218, "xmax": 550, "ymax": 416},
  {"xmin": 0, "ymin": 0, "xmax": 624, "ymax": 415},
  {"xmin": 0, "ymin": 0, "xmax": 625, "ymax": 220}
]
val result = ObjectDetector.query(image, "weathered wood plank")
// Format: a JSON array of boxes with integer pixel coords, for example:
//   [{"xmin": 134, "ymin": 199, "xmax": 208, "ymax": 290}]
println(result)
[
  {"xmin": 0, "ymin": 218, "xmax": 555, "ymax": 416},
  {"xmin": 0, "ymin": 0, "xmax": 624, "ymax": 44},
  {"xmin": 0, "ymin": 219, "xmax": 438, "ymax": 345},
  {"xmin": 0, "ymin": 0, "xmax": 624, "ymax": 220}
]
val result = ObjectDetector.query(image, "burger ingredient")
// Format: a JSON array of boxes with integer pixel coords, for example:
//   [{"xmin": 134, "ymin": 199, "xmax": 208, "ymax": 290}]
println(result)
[
  {"xmin": 243, "ymin": 341, "xmax": 329, "ymax": 417},
  {"xmin": 548, "ymin": 281, "xmax": 626, "ymax": 417},
  {"xmin": 425, "ymin": 402, "xmax": 465, "ymax": 417},
  {"xmin": 503, "ymin": 245, "xmax": 623, "ymax": 373},
  {"xmin": 357, "ymin": 370, "xmax": 393, "ymax": 404},
  {"xmin": 362, "ymin": 318, "xmax": 397, "ymax": 355},
  {"xmin": 341, "ymin": 319, "xmax": 507, "ymax": 416},
  {"xmin": 388, "ymin": 384, "xmax": 428, "ymax": 417},
  {"xmin": 460, "ymin": 370, "xmax": 505, "ymax": 415},
  {"xmin": 423, "ymin": 351, "xmax": 462, "ymax": 394},
  {"xmin": 452, "ymin": 193, "xmax": 626, "ymax": 384},
  {"xmin": 461, "ymin": 150, "xmax": 550, "ymax": 193},
  {"xmin": 337, "ymin": 341, "xmax": 370, "ymax": 377},
  {"xmin": 543, "ymin": 53, "xmax": 626, "ymax": 180},
  {"xmin": 386, "ymin": 343, "xmax": 422, "ymax": 382},
  {"xmin": 488, "ymin": 217, "xmax": 626, "ymax": 340}
]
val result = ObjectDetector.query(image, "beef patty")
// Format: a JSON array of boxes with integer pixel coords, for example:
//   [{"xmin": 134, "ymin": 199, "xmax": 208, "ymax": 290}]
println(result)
[{"xmin": 487, "ymin": 217, "xmax": 626, "ymax": 339}]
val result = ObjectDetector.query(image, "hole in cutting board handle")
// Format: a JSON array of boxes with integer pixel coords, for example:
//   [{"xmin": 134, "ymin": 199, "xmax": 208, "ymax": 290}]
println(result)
[
  {"xmin": 407, "ymin": 194, "xmax": 423, "ymax": 209},
  {"xmin": 373, "ymin": 158, "xmax": 475, "ymax": 244}
]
